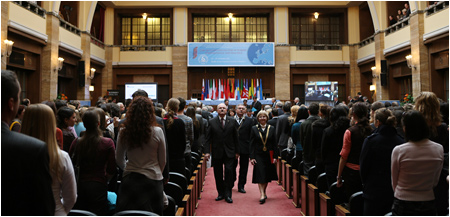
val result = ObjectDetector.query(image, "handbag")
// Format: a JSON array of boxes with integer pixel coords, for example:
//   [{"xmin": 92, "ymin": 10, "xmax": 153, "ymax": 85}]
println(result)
[{"xmin": 287, "ymin": 137, "xmax": 295, "ymax": 149}]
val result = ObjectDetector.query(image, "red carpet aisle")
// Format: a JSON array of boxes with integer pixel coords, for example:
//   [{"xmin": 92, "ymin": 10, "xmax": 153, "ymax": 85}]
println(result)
[{"xmin": 195, "ymin": 162, "xmax": 300, "ymax": 216}]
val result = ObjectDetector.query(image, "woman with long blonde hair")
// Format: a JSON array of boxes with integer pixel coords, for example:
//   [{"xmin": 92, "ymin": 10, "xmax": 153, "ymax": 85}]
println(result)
[{"xmin": 21, "ymin": 104, "xmax": 77, "ymax": 215}]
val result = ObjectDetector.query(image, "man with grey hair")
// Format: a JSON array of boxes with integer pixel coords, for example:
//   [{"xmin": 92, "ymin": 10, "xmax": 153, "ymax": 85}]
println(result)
[
  {"xmin": 276, "ymin": 101, "xmax": 284, "ymax": 116},
  {"xmin": 294, "ymin": 97, "xmax": 300, "ymax": 106},
  {"xmin": 271, "ymin": 97, "xmax": 277, "ymax": 108}
]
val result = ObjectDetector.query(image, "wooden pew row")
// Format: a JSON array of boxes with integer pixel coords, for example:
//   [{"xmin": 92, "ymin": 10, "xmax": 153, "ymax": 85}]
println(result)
[
  {"xmin": 292, "ymin": 169, "xmax": 301, "ymax": 208},
  {"xmin": 300, "ymin": 175, "xmax": 309, "ymax": 216},
  {"xmin": 285, "ymin": 163, "xmax": 293, "ymax": 199}
]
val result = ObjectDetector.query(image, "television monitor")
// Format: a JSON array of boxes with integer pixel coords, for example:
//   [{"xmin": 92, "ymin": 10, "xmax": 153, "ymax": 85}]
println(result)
[
  {"xmin": 125, "ymin": 83, "xmax": 158, "ymax": 101},
  {"xmin": 305, "ymin": 81, "xmax": 338, "ymax": 101}
]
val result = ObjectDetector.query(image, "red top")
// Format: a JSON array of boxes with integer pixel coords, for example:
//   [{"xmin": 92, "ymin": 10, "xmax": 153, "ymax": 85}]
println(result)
[{"xmin": 56, "ymin": 128, "xmax": 63, "ymax": 150}]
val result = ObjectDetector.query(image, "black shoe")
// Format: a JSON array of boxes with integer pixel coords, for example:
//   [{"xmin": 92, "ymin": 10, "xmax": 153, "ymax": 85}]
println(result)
[
  {"xmin": 238, "ymin": 188, "xmax": 246, "ymax": 193},
  {"xmin": 259, "ymin": 198, "xmax": 266, "ymax": 204},
  {"xmin": 225, "ymin": 197, "xmax": 233, "ymax": 203},
  {"xmin": 215, "ymin": 195, "xmax": 224, "ymax": 201},
  {"xmin": 265, "ymin": 195, "xmax": 267, "ymax": 199}
]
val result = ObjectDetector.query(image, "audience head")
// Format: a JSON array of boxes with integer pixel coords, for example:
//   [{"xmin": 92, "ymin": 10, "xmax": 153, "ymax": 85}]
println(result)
[
  {"xmin": 276, "ymin": 101, "xmax": 283, "ymax": 108},
  {"xmin": 132, "ymin": 89, "xmax": 148, "ymax": 99},
  {"xmin": 271, "ymin": 108, "xmax": 279, "ymax": 117},
  {"xmin": 41, "ymin": 100, "xmax": 57, "ymax": 117},
  {"xmin": 177, "ymin": 97, "xmax": 186, "ymax": 112},
  {"xmin": 384, "ymin": 101, "xmax": 391, "ymax": 108},
  {"xmin": 295, "ymin": 106, "xmax": 309, "ymax": 123},
  {"xmin": 236, "ymin": 104, "xmax": 246, "ymax": 117},
  {"xmin": 283, "ymin": 102, "xmax": 291, "ymax": 112},
  {"xmin": 155, "ymin": 107, "xmax": 163, "ymax": 118},
  {"xmin": 290, "ymin": 105, "xmax": 300, "ymax": 119},
  {"xmin": 157, "ymin": 103, "xmax": 164, "ymax": 109},
  {"xmin": 392, "ymin": 109, "xmax": 404, "ymax": 128},
  {"xmin": 352, "ymin": 102, "xmax": 368, "ymax": 121},
  {"xmin": 165, "ymin": 98, "xmax": 180, "ymax": 129},
  {"xmin": 228, "ymin": 108, "xmax": 236, "ymax": 117},
  {"xmin": 54, "ymin": 99, "xmax": 67, "ymax": 111},
  {"xmin": 186, "ymin": 106, "xmax": 199, "ymax": 129},
  {"xmin": 217, "ymin": 103, "xmax": 227, "ymax": 117},
  {"xmin": 371, "ymin": 101, "xmax": 385, "ymax": 112},
  {"xmin": 21, "ymin": 98, "xmax": 30, "ymax": 107},
  {"xmin": 308, "ymin": 102, "xmax": 320, "ymax": 116},
  {"xmin": 122, "ymin": 96, "xmax": 156, "ymax": 149},
  {"xmin": 415, "ymin": 91, "xmax": 441, "ymax": 128},
  {"xmin": 329, "ymin": 106, "xmax": 348, "ymax": 124},
  {"xmin": 224, "ymin": 99, "xmax": 229, "ymax": 105},
  {"xmin": 56, "ymin": 106, "xmax": 75, "ymax": 129},
  {"xmin": 253, "ymin": 96, "xmax": 258, "ymax": 102},
  {"xmin": 375, "ymin": 108, "xmax": 396, "ymax": 127},
  {"xmin": 1, "ymin": 70, "xmax": 21, "ymax": 123},
  {"xmin": 391, "ymin": 101, "xmax": 399, "ymax": 107},
  {"xmin": 94, "ymin": 107, "xmax": 107, "ymax": 131},
  {"xmin": 402, "ymin": 110, "xmax": 429, "ymax": 142},
  {"xmin": 117, "ymin": 102, "xmax": 125, "ymax": 112},
  {"xmin": 319, "ymin": 104, "xmax": 331, "ymax": 120}
]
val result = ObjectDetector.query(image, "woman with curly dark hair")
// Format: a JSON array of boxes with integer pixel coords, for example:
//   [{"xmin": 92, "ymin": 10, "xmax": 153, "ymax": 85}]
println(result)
[
  {"xmin": 115, "ymin": 96, "xmax": 166, "ymax": 214},
  {"xmin": 336, "ymin": 102, "xmax": 373, "ymax": 201}
]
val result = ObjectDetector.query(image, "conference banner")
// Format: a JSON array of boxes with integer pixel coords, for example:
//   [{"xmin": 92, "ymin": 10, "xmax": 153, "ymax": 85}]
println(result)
[{"xmin": 188, "ymin": 42, "xmax": 275, "ymax": 67}]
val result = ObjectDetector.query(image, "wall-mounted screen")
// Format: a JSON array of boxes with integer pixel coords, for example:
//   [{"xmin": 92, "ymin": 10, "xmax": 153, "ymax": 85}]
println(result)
[
  {"xmin": 305, "ymin": 81, "xmax": 338, "ymax": 101},
  {"xmin": 125, "ymin": 83, "xmax": 158, "ymax": 101}
]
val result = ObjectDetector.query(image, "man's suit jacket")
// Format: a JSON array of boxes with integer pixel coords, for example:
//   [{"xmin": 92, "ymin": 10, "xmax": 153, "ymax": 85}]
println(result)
[
  {"xmin": 276, "ymin": 112, "xmax": 291, "ymax": 148},
  {"xmin": 267, "ymin": 116, "xmax": 279, "ymax": 131},
  {"xmin": 205, "ymin": 116, "xmax": 239, "ymax": 164},
  {"xmin": 252, "ymin": 101, "xmax": 262, "ymax": 117},
  {"xmin": 1, "ymin": 122, "xmax": 55, "ymax": 215},
  {"xmin": 235, "ymin": 116, "xmax": 256, "ymax": 155}
]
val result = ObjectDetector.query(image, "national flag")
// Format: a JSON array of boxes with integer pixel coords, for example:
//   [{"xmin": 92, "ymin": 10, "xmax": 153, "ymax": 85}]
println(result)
[
  {"xmin": 201, "ymin": 79, "xmax": 205, "ymax": 100},
  {"xmin": 249, "ymin": 79, "xmax": 254, "ymax": 99},
  {"xmin": 242, "ymin": 79, "xmax": 248, "ymax": 99},
  {"xmin": 212, "ymin": 79, "xmax": 216, "ymax": 100},
  {"xmin": 253, "ymin": 79, "xmax": 257, "ymax": 98},
  {"xmin": 256, "ymin": 78, "xmax": 259, "ymax": 100},
  {"xmin": 235, "ymin": 79, "xmax": 240, "ymax": 100},
  {"xmin": 259, "ymin": 78, "xmax": 263, "ymax": 100}
]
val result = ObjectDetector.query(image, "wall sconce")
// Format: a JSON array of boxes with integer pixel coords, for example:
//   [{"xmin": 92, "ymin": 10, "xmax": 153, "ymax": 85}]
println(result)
[
  {"xmin": 314, "ymin": 12, "xmax": 319, "ymax": 19},
  {"xmin": 405, "ymin": 55, "xmax": 415, "ymax": 69},
  {"xmin": 370, "ymin": 85, "xmax": 375, "ymax": 91},
  {"xmin": 89, "ymin": 68, "xmax": 96, "ymax": 79},
  {"xmin": 3, "ymin": 39, "xmax": 14, "ymax": 57},
  {"xmin": 142, "ymin": 13, "xmax": 147, "ymax": 20},
  {"xmin": 371, "ymin": 66, "xmax": 378, "ymax": 78},
  {"xmin": 56, "ymin": 57, "xmax": 64, "ymax": 72},
  {"xmin": 89, "ymin": 85, "xmax": 94, "ymax": 92}
]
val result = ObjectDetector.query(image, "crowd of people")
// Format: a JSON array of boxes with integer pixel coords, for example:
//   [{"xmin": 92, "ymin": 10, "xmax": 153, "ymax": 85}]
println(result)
[
  {"xmin": 388, "ymin": 3, "xmax": 411, "ymax": 26},
  {"xmin": 2, "ymin": 68, "xmax": 448, "ymax": 215}
]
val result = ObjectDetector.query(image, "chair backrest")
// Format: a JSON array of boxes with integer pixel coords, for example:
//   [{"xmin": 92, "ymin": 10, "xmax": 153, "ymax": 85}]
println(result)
[
  {"xmin": 281, "ymin": 148, "xmax": 288, "ymax": 160},
  {"xmin": 164, "ymin": 182, "xmax": 183, "ymax": 207},
  {"xmin": 316, "ymin": 172, "xmax": 328, "ymax": 193},
  {"xmin": 191, "ymin": 156, "xmax": 199, "ymax": 169},
  {"xmin": 68, "ymin": 209, "xmax": 97, "ymax": 216},
  {"xmin": 163, "ymin": 195, "xmax": 177, "ymax": 216},
  {"xmin": 349, "ymin": 191, "xmax": 363, "ymax": 216},
  {"xmin": 191, "ymin": 152, "xmax": 200, "ymax": 162},
  {"xmin": 168, "ymin": 172, "xmax": 187, "ymax": 195},
  {"xmin": 113, "ymin": 210, "xmax": 159, "ymax": 216},
  {"xmin": 298, "ymin": 161, "xmax": 304, "ymax": 175},
  {"xmin": 286, "ymin": 148, "xmax": 295, "ymax": 164},
  {"xmin": 307, "ymin": 166, "xmax": 318, "ymax": 184},
  {"xmin": 291, "ymin": 156, "xmax": 300, "ymax": 171},
  {"xmin": 185, "ymin": 167, "xmax": 191, "ymax": 179},
  {"xmin": 329, "ymin": 182, "xmax": 348, "ymax": 205}
]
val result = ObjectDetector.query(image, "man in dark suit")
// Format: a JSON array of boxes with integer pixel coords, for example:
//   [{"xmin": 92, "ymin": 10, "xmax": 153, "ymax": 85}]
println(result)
[
  {"xmin": 300, "ymin": 102, "xmax": 320, "ymax": 175},
  {"xmin": 276, "ymin": 102, "xmax": 292, "ymax": 153},
  {"xmin": 205, "ymin": 103, "xmax": 239, "ymax": 203},
  {"xmin": 1, "ymin": 70, "xmax": 55, "ymax": 215},
  {"xmin": 251, "ymin": 96, "xmax": 262, "ymax": 117},
  {"xmin": 294, "ymin": 97, "xmax": 301, "ymax": 106},
  {"xmin": 268, "ymin": 108, "xmax": 279, "ymax": 130},
  {"xmin": 234, "ymin": 104, "xmax": 256, "ymax": 193},
  {"xmin": 271, "ymin": 97, "xmax": 277, "ymax": 108},
  {"xmin": 276, "ymin": 101, "xmax": 284, "ymax": 116}
]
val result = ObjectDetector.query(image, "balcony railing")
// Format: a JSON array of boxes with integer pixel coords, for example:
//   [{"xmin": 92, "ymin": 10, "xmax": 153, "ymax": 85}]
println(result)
[
  {"xmin": 12, "ymin": 1, "xmax": 46, "ymax": 18},
  {"xmin": 117, "ymin": 45, "xmax": 168, "ymax": 51},
  {"xmin": 359, "ymin": 34, "xmax": 375, "ymax": 48},
  {"xmin": 385, "ymin": 17, "xmax": 410, "ymax": 36},
  {"xmin": 59, "ymin": 18, "xmax": 81, "ymax": 36},
  {"xmin": 426, "ymin": 1, "xmax": 449, "ymax": 16},
  {"xmin": 294, "ymin": 44, "xmax": 342, "ymax": 50},
  {"xmin": 90, "ymin": 35, "xmax": 105, "ymax": 49}
]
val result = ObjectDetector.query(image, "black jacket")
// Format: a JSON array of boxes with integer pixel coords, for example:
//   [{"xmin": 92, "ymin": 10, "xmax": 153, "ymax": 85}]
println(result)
[
  {"xmin": 276, "ymin": 112, "xmax": 291, "ymax": 148},
  {"xmin": 205, "ymin": 116, "xmax": 239, "ymax": 164},
  {"xmin": 251, "ymin": 101, "xmax": 262, "ymax": 117},
  {"xmin": 300, "ymin": 115, "xmax": 320, "ymax": 164},
  {"xmin": 236, "ymin": 116, "xmax": 256, "ymax": 155},
  {"xmin": 1, "ymin": 122, "xmax": 55, "ymax": 215}
]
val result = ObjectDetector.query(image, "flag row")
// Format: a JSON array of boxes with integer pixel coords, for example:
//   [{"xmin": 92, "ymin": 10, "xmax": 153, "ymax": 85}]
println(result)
[{"xmin": 201, "ymin": 78, "xmax": 264, "ymax": 100}]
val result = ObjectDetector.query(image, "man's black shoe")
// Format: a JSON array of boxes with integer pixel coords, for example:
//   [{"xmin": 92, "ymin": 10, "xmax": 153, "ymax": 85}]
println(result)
[
  {"xmin": 238, "ymin": 188, "xmax": 246, "ymax": 193},
  {"xmin": 225, "ymin": 197, "xmax": 233, "ymax": 203},
  {"xmin": 215, "ymin": 195, "xmax": 224, "ymax": 201}
]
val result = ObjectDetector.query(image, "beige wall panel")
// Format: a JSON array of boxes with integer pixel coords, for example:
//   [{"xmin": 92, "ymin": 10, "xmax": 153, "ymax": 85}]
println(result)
[
  {"xmin": 117, "ymin": 48, "xmax": 173, "ymax": 63},
  {"xmin": 59, "ymin": 27, "xmax": 82, "ymax": 50},
  {"xmin": 9, "ymin": 2, "xmax": 46, "ymax": 35},
  {"xmin": 275, "ymin": 46, "xmax": 290, "ymax": 100},
  {"xmin": 104, "ymin": 7, "xmax": 114, "ymax": 44},
  {"xmin": 134, "ymin": 75, "xmax": 155, "ymax": 83},
  {"xmin": 348, "ymin": 6, "xmax": 360, "ymax": 43},
  {"xmin": 292, "ymin": 50, "xmax": 344, "ymax": 62},
  {"xmin": 424, "ymin": 8, "xmax": 449, "ymax": 35},
  {"xmin": 342, "ymin": 46, "xmax": 350, "ymax": 62},
  {"xmin": 275, "ymin": 7, "xmax": 289, "ymax": 44},
  {"xmin": 308, "ymin": 75, "xmax": 328, "ymax": 81},
  {"xmin": 384, "ymin": 26, "xmax": 411, "ymax": 51},
  {"xmin": 112, "ymin": 1, "xmax": 352, "ymax": 7},
  {"xmin": 358, "ymin": 43, "xmax": 375, "ymax": 60},
  {"xmin": 174, "ymin": 7, "xmax": 187, "ymax": 45},
  {"xmin": 90, "ymin": 43, "xmax": 105, "ymax": 60},
  {"xmin": 172, "ymin": 46, "xmax": 188, "ymax": 99}
]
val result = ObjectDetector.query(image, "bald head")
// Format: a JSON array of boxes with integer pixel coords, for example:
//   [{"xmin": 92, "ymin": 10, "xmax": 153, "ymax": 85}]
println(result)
[{"xmin": 217, "ymin": 103, "xmax": 227, "ymax": 117}]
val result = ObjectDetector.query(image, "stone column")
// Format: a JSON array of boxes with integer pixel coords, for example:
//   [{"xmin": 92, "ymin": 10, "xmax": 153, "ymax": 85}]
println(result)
[
  {"xmin": 172, "ymin": 46, "xmax": 188, "ymax": 99},
  {"xmin": 409, "ymin": 12, "xmax": 429, "ymax": 98},
  {"xmin": 1, "ymin": 2, "xmax": 9, "ymax": 70},
  {"xmin": 41, "ymin": 13, "xmax": 60, "ymax": 101},
  {"xmin": 102, "ymin": 46, "xmax": 113, "ymax": 98},
  {"xmin": 274, "ymin": 45, "xmax": 290, "ymax": 101},
  {"xmin": 349, "ymin": 45, "xmax": 361, "ymax": 98},
  {"xmin": 374, "ymin": 32, "xmax": 389, "ymax": 100},
  {"xmin": 77, "ymin": 33, "xmax": 90, "ymax": 100}
]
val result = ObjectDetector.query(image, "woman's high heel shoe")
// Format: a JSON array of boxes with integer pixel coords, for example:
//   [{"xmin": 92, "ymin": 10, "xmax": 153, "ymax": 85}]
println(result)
[{"xmin": 259, "ymin": 197, "xmax": 266, "ymax": 204}]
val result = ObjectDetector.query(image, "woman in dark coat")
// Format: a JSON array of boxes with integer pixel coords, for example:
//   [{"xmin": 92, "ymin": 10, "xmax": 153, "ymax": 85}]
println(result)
[
  {"xmin": 250, "ymin": 111, "xmax": 278, "ymax": 204},
  {"xmin": 359, "ymin": 108, "xmax": 404, "ymax": 215},
  {"xmin": 163, "ymin": 98, "xmax": 187, "ymax": 175}
]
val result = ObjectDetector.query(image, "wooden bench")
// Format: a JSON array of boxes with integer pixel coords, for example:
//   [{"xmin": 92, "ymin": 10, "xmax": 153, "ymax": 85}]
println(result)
[
  {"xmin": 285, "ymin": 163, "xmax": 293, "ymax": 198},
  {"xmin": 281, "ymin": 160, "xmax": 287, "ymax": 191},
  {"xmin": 277, "ymin": 156, "xmax": 282, "ymax": 185},
  {"xmin": 319, "ymin": 193, "xmax": 333, "ymax": 216},
  {"xmin": 300, "ymin": 175, "xmax": 309, "ymax": 216},
  {"xmin": 292, "ymin": 169, "xmax": 301, "ymax": 208},
  {"xmin": 307, "ymin": 183, "xmax": 319, "ymax": 215},
  {"xmin": 335, "ymin": 204, "xmax": 350, "ymax": 216}
]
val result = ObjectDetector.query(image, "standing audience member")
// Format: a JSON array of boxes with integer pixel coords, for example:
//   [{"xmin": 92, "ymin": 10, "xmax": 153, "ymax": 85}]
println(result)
[
  {"xmin": 389, "ymin": 15, "xmax": 396, "ymax": 26},
  {"xmin": 294, "ymin": 97, "xmax": 300, "ymax": 106},
  {"xmin": 300, "ymin": 102, "xmax": 320, "ymax": 175},
  {"xmin": 164, "ymin": 98, "xmax": 187, "ymax": 175},
  {"xmin": 311, "ymin": 104, "xmax": 331, "ymax": 174},
  {"xmin": 276, "ymin": 102, "xmax": 292, "ymax": 153},
  {"xmin": 337, "ymin": 102, "xmax": 373, "ymax": 200},
  {"xmin": 369, "ymin": 101, "xmax": 385, "ymax": 130},
  {"xmin": 42, "ymin": 100, "xmax": 64, "ymax": 149},
  {"xmin": 57, "ymin": 106, "xmax": 77, "ymax": 152},
  {"xmin": 321, "ymin": 106, "xmax": 349, "ymax": 188},
  {"xmin": 359, "ymin": 108, "xmax": 404, "ymax": 215},
  {"xmin": 234, "ymin": 104, "xmax": 256, "ymax": 193},
  {"xmin": 22, "ymin": 104, "xmax": 77, "ymax": 215},
  {"xmin": 186, "ymin": 106, "xmax": 201, "ymax": 156},
  {"xmin": 204, "ymin": 103, "xmax": 239, "ymax": 203},
  {"xmin": 74, "ymin": 108, "xmax": 87, "ymax": 137},
  {"xmin": 251, "ymin": 96, "xmax": 262, "ymax": 117},
  {"xmin": 177, "ymin": 97, "xmax": 194, "ymax": 173},
  {"xmin": 276, "ymin": 101, "xmax": 284, "ymax": 116},
  {"xmin": 271, "ymin": 98, "xmax": 277, "ymax": 108},
  {"xmin": 404, "ymin": 3, "xmax": 411, "ymax": 17},
  {"xmin": 414, "ymin": 91, "xmax": 449, "ymax": 215},
  {"xmin": 391, "ymin": 110, "xmax": 443, "ymax": 216},
  {"xmin": 9, "ymin": 104, "xmax": 25, "ymax": 132},
  {"xmin": 228, "ymin": 108, "xmax": 236, "ymax": 117},
  {"xmin": 69, "ymin": 108, "xmax": 116, "ymax": 215},
  {"xmin": 1, "ymin": 70, "xmax": 55, "ymax": 215},
  {"xmin": 291, "ymin": 106, "xmax": 309, "ymax": 162},
  {"xmin": 250, "ymin": 111, "xmax": 278, "ymax": 204},
  {"xmin": 116, "ymin": 97, "xmax": 166, "ymax": 215}
]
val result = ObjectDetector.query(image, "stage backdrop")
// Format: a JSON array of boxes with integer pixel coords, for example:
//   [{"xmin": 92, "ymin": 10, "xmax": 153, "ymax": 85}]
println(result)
[{"xmin": 188, "ymin": 42, "xmax": 275, "ymax": 67}]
